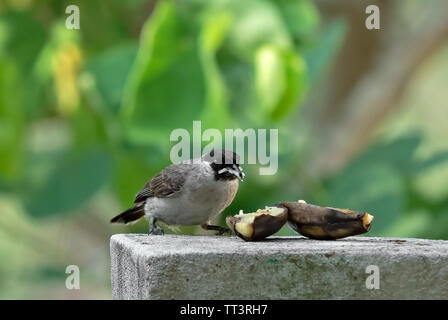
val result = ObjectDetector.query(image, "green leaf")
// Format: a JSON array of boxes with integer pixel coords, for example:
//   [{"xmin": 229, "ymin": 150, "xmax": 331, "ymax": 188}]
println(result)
[
  {"xmin": 33, "ymin": 22, "xmax": 81, "ymax": 86},
  {"xmin": 198, "ymin": 10, "xmax": 232, "ymax": 129},
  {"xmin": 255, "ymin": 45, "xmax": 286, "ymax": 115},
  {"xmin": 87, "ymin": 43, "xmax": 138, "ymax": 113},
  {"xmin": 304, "ymin": 19, "xmax": 347, "ymax": 83},
  {"xmin": 0, "ymin": 58, "xmax": 25, "ymax": 182},
  {"xmin": 410, "ymin": 151, "xmax": 448, "ymax": 203},
  {"xmin": 418, "ymin": 210, "xmax": 448, "ymax": 240},
  {"xmin": 352, "ymin": 134, "xmax": 422, "ymax": 175},
  {"xmin": 382, "ymin": 210, "xmax": 431, "ymax": 238},
  {"xmin": 412, "ymin": 158, "xmax": 448, "ymax": 203},
  {"xmin": 113, "ymin": 153, "xmax": 159, "ymax": 206},
  {"xmin": 275, "ymin": 0, "xmax": 320, "ymax": 41},
  {"xmin": 270, "ymin": 49, "xmax": 307, "ymax": 120},
  {"xmin": 219, "ymin": 56, "xmax": 255, "ymax": 126},
  {"xmin": 23, "ymin": 150, "xmax": 112, "ymax": 218},
  {"xmin": 254, "ymin": 45, "xmax": 307, "ymax": 122},
  {"xmin": 0, "ymin": 10, "xmax": 46, "ymax": 71},
  {"xmin": 414, "ymin": 151, "xmax": 448, "ymax": 173},
  {"xmin": 225, "ymin": 0, "xmax": 292, "ymax": 58},
  {"xmin": 121, "ymin": 1, "xmax": 205, "ymax": 145}
]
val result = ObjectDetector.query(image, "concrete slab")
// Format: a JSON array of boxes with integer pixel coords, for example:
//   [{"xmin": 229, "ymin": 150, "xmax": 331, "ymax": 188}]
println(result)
[{"xmin": 110, "ymin": 234, "xmax": 448, "ymax": 299}]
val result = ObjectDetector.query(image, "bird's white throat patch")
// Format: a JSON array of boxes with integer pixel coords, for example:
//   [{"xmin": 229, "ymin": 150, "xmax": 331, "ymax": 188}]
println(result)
[{"xmin": 217, "ymin": 167, "xmax": 244, "ymax": 180}]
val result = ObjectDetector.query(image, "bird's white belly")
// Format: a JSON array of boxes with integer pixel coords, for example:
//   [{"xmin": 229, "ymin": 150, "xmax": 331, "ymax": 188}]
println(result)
[{"xmin": 144, "ymin": 179, "xmax": 238, "ymax": 226}]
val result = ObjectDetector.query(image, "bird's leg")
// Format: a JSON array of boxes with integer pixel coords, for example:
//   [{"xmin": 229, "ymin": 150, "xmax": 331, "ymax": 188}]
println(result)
[
  {"xmin": 201, "ymin": 223, "xmax": 231, "ymax": 236},
  {"xmin": 148, "ymin": 217, "xmax": 164, "ymax": 235}
]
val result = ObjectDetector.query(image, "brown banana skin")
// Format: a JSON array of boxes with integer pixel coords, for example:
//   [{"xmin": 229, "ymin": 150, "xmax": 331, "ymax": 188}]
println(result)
[{"xmin": 281, "ymin": 202, "xmax": 374, "ymax": 240}]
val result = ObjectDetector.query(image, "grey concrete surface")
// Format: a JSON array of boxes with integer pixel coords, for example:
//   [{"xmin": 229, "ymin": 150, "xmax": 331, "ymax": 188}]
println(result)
[{"xmin": 110, "ymin": 234, "xmax": 448, "ymax": 299}]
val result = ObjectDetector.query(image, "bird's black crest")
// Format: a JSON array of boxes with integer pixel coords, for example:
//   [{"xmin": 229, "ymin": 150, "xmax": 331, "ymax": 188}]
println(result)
[{"xmin": 203, "ymin": 149, "xmax": 240, "ymax": 165}]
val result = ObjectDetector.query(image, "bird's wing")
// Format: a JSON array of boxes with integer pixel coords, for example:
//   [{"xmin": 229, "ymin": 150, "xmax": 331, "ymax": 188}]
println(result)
[{"xmin": 134, "ymin": 163, "xmax": 189, "ymax": 203}]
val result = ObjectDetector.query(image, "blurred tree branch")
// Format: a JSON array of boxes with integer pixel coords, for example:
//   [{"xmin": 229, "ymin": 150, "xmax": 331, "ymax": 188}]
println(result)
[{"xmin": 307, "ymin": 0, "xmax": 448, "ymax": 177}]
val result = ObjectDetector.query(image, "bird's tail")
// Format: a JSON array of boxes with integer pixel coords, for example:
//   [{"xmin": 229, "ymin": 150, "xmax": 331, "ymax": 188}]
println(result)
[{"xmin": 110, "ymin": 203, "xmax": 145, "ymax": 224}]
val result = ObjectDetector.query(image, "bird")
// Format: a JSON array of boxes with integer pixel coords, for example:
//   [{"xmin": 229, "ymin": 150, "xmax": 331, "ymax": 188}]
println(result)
[{"xmin": 110, "ymin": 149, "xmax": 244, "ymax": 235}]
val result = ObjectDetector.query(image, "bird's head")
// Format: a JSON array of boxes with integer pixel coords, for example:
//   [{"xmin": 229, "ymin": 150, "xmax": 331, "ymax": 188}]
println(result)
[{"xmin": 203, "ymin": 149, "xmax": 245, "ymax": 181}]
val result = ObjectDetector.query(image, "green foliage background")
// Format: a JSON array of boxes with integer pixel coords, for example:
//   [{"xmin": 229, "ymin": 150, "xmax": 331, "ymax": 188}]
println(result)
[{"xmin": 0, "ymin": 0, "xmax": 448, "ymax": 298}]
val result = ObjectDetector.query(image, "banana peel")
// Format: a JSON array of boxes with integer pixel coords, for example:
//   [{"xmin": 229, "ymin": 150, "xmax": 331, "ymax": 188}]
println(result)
[
  {"xmin": 281, "ymin": 201, "xmax": 374, "ymax": 240},
  {"xmin": 226, "ymin": 207, "xmax": 288, "ymax": 241},
  {"xmin": 226, "ymin": 200, "xmax": 374, "ymax": 241}
]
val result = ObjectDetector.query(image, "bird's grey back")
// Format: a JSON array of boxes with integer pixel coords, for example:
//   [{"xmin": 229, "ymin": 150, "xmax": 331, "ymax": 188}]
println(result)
[{"xmin": 134, "ymin": 163, "xmax": 191, "ymax": 203}]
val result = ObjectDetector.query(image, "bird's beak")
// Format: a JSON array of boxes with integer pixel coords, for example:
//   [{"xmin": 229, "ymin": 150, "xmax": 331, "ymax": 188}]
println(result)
[{"xmin": 233, "ymin": 165, "xmax": 245, "ymax": 181}]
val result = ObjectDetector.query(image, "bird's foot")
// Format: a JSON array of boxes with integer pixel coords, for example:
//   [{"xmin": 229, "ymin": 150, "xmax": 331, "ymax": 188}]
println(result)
[
  {"xmin": 148, "ymin": 225, "xmax": 164, "ymax": 235},
  {"xmin": 201, "ymin": 224, "xmax": 231, "ymax": 236},
  {"xmin": 217, "ymin": 227, "xmax": 232, "ymax": 236},
  {"xmin": 148, "ymin": 217, "xmax": 164, "ymax": 235}
]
